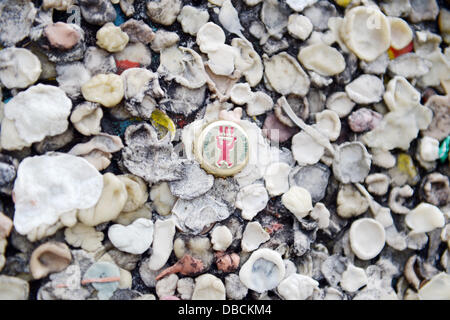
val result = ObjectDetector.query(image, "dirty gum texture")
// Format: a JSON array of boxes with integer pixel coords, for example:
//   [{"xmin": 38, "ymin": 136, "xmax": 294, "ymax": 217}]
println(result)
[{"xmin": 0, "ymin": 0, "xmax": 449, "ymax": 301}]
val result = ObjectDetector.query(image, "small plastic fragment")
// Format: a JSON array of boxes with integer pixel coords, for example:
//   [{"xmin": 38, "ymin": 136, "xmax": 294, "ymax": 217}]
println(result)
[
  {"xmin": 150, "ymin": 110, "xmax": 177, "ymax": 141},
  {"xmin": 439, "ymin": 136, "xmax": 450, "ymax": 163},
  {"xmin": 387, "ymin": 41, "xmax": 414, "ymax": 60},
  {"xmin": 115, "ymin": 59, "xmax": 140, "ymax": 75},
  {"xmin": 113, "ymin": 3, "xmax": 126, "ymax": 26},
  {"xmin": 334, "ymin": 0, "xmax": 352, "ymax": 7}
]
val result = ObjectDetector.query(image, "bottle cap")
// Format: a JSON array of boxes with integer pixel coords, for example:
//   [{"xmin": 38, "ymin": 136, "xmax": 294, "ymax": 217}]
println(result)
[{"xmin": 195, "ymin": 120, "xmax": 249, "ymax": 177}]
